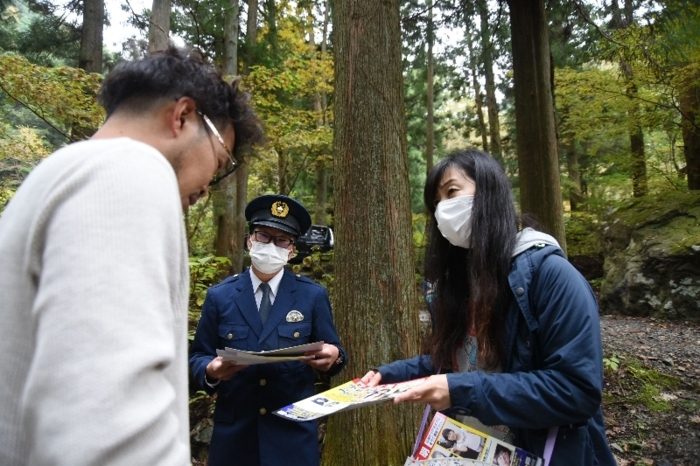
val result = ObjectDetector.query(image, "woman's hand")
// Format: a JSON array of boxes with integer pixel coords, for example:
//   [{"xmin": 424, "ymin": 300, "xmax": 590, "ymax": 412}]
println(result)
[
  {"xmin": 205, "ymin": 357, "xmax": 248, "ymax": 381},
  {"xmin": 393, "ymin": 374, "xmax": 451, "ymax": 411},
  {"xmin": 360, "ymin": 369, "xmax": 383, "ymax": 387}
]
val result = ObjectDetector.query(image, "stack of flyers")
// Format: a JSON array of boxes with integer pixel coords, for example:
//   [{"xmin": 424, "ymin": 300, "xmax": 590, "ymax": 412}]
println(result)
[
  {"xmin": 215, "ymin": 341, "xmax": 323, "ymax": 365},
  {"xmin": 274, "ymin": 377, "xmax": 428, "ymax": 422},
  {"xmin": 413, "ymin": 413, "xmax": 542, "ymax": 466}
]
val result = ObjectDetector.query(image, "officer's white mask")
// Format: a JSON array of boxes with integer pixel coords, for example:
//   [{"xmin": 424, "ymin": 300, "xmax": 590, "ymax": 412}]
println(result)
[
  {"xmin": 434, "ymin": 195, "xmax": 474, "ymax": 249},
  {"xmin": 249, "ymin": 241, "xmax": 290, "ymax": 274}
]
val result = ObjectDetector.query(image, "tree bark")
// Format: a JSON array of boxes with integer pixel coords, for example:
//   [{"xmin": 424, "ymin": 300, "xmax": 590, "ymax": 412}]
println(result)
[
  {"xmin": 507, "ymin": 0, "xmax": 567, "ymax": 253},
  {"xmin": 477, "ymin": 0, "xmax": 501, "ymax": 161},
  {"xmin": 225, "ymin": 0, "xmax": 259, "ymax": 273},
  {"xmin": 465, "ymin": 20, "xmax": 488, "ymax": 152},
  {"xmin": 79, "ymin": 0, "xmax": 103, "ymax": 73},
  {"xmin": 681, "ymin": 77, "xmax": 700, "ymax": 190},
  {"xmin": 223, "ymin": 0, "xmax": 240, "ymax": 76},
  {"xmin": 612, "ymin": 0, "xmax": 648, "ymax": 197},
  {"xmin": 426, "ymin": 0, "xmax": 435, "ymax": 176},
  {"xmin": 311, "ymin": 0, "xmax": 329, "ymax": 225},
  {"xmin": 243, "ymin": 0, "xmax": 258, "ymax": 75},
  {"xmin": 323, "ymin": 1, "xmax": 422, "ymax": 465},
  {"xmin": 564, "ymin": 135, "xmax": 584, "ymax": 211},
  {"xmin": 148, "ymin": 0, "xmax": 171, "ymax": 52},
  {"xmin": 214, "ymin": 1, "xmax": 242, "ymax": 275}
]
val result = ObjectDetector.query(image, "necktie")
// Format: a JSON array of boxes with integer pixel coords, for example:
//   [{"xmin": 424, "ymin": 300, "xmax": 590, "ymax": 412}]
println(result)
[{"xmin": 259, "ymin": 282, "xmax": 272, "ymax": 325}]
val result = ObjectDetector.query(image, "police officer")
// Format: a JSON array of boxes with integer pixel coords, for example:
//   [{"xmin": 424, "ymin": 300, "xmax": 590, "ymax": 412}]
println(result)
[{"xmin": 189, "ymin": 194, "xmax": 347, "ymax": 466}]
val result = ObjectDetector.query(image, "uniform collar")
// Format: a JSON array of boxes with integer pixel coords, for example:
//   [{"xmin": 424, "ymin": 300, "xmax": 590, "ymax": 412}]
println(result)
[{"xmin": 249, "ymin": 267, "xmax": 285, "ymax": 297}]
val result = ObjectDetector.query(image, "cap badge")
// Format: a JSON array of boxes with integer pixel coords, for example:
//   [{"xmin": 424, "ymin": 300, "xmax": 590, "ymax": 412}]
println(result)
[
  {"xmin": 271, "ymin": 201, "xmax": 289, "ymax": 218},
  {"xmin": 286, "ymin": 310, "xmax": 304, "ymax": 322}
]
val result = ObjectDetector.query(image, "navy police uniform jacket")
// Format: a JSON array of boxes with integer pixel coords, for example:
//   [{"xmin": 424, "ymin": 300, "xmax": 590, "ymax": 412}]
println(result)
[
  {"xmin": 377, "ymin": 245, "xmax": 617, "ymax": 466},
  {"xmin": 189, "ymin": 268, "xmax": 347, "ymax": 466}
]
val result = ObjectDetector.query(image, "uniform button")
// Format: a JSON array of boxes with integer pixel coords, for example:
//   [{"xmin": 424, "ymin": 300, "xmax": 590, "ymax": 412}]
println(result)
[
  {"xmin": 525, "ymin": 340, "xmax": 531, "ymax": 348},
  {"xmin": 516, "ymin": 287, "xmax": 525, "ymax": 296},
  {"xmin": 227, "ymin": 333, "xmax": 233, "ymax": 340},
  {"xmin": 259, "ymin": 407, "xmax": 266, "ymax": 415},
  {"xmin": 260, "ymin": 379, "xmax": 267, "ymax": 386},
  {"xmin": 293, "ymin": 331, "xmax": 300, "ymax": 338}
]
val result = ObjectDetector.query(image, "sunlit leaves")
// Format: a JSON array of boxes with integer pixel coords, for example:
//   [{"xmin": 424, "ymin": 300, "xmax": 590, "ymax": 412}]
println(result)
[{"xmin": 0, "ymin": 52, "xmax": 104, "ymax": 141}]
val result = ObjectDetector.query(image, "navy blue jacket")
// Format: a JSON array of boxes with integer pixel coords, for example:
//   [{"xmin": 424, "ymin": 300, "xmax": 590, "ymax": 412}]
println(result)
[
  {"xmin": 377, "ymin": 245, "xmax": 616, "ymax": 465},
  {"xmin": 189, "ymin": 268, "xmax": 347, "ymax": 466}
]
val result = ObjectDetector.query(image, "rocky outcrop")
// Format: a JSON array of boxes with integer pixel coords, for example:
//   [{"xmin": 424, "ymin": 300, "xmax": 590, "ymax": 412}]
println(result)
[{"xmin": 599, "ymin": 191, "xmax": 700, "ymax": 321}]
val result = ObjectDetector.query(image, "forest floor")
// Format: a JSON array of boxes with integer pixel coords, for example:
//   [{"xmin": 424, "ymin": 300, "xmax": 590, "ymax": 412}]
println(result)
[{"xmin": 600, "ymin": 315, "xmax": 700, "ymax": 466}]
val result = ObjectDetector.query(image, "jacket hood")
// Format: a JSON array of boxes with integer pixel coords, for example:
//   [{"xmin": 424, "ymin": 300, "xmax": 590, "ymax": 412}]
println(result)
[{"xmin": 512, "ymin": 227, "xmax": 560, "ymax": 257}]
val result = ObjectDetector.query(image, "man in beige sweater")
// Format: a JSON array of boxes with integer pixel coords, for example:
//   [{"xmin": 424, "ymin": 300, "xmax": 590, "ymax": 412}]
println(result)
[{"xmin": 0, "ymin": 46, "xmax": 262, "ymax": 465}]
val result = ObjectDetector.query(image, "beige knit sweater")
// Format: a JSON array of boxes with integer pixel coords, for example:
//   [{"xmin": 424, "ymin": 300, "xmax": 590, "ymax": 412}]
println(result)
[{"xmin": 0, "ymin": 138, "xmax": 190, "ymax": 465}]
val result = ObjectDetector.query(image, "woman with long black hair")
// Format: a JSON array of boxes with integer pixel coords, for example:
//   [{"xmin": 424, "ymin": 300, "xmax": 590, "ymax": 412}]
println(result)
[{"xmin": 362, "ymin": 149, "xmax": 616, "ymax": 465}]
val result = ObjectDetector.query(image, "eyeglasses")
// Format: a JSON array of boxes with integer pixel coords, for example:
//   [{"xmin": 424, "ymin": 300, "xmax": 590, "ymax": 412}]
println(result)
[
  {"xmin": 252, "ymin": 230, "xmax": 295, "ymax": 249},
  {"xmin": 197, "ymin": 111, "xmax": 237, "ymax": 186}
]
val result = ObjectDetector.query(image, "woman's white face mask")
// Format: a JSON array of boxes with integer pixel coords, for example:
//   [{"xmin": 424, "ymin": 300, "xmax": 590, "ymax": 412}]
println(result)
[
  {"xmin": 434, "ymin": 195, "xmax": 474, "ymax": 249},
  {"xmin": 249, "ymin": 241, "xmax": 290, "ymax": 274}
]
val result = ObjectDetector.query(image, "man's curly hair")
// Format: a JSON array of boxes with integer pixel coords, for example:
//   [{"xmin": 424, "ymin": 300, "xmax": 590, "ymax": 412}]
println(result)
[{"xmin": 97, "ymin": 45, "xmax": 263, "ymax": 156}]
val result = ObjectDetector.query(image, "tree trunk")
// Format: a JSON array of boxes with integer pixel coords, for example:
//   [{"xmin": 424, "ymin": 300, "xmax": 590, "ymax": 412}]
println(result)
[
  {"xmin": 278, "ymin": 150, "xmax": 289, "ymax": 195},
  {"xmin": 426, "ymin": 0, "xmax": 435, "ymax": 176},
  {"xmin": 263, "ymin": 0, "xmax": 279, "ymax": 59},
  {"xmin": 223, "ymin": 0, "xmax": 240, "ymax": 76},
  {"xmin": 681, "ymin": 77, "xmax": 700, "ymax": 190},
  {"xmin": 148, "ymin": 0, "xmax": 171, "ymax": 52},
  {"xmin": 507, "ymin": 0, "xmax": 567, "ymax": 253},
  {"xmin": 213, "ymin": 1, "xmax": 242, "ymax": 275},
  {"xmin": 323, "ymin": 1, "xmax": 422, "ymax": 465},
  {"xmin": 311, "ymin": 1, "xmax": 329, "ymax": 225},
  {"xmin": 629, "ymin": 110, "xmax": 648, "ymax": 197},
  {"xmin": 225, "ymin": 0, "xmax": 259, "ymax": 274},
  {"xmin": 213, "ymin": 179, "xmax": 238, "ymax": 273},
  {"xmin": 477, "ymin": 0, "xmax": 501, "ymax": 161},
  {"xmin": 234, "ymin": 162, "xmax": 249, "ymax": 272},
  {"xmin": 612, "ymin": 0, "xmax": 648, "ymax": 197},
  {"xmin": 564, "ymin": 135, "xmax": 584, "ymax": 211},
  {"xmin": 465, "ymin": 19, "xmax": 488, "ymax": 152},
  {"xmin": 79, "ymin": 0, "xmax": 103, "ymax": 73},
  {"xmin": 243, "ymin": 0, "xmax": 258, "ymax": 75}
]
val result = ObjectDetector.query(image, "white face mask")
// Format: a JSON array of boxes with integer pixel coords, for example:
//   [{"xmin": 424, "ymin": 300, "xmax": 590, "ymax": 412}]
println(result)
[
  {"xmin": 434, "ymin": 195, "xmax": 474, "ymax": 249},
  {"xmin": 249, "ymin": 241, "xmax": 290, "ymax": 274}
]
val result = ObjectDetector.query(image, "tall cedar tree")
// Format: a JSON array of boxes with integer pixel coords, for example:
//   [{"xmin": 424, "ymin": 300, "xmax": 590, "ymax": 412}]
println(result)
[
  {"xmin": 148, "ymin": 0, "xmax": 171, "ymax": 51},
  {"xmin": 507, "ymin": 0, "xmax": 567, "ymax": 253},
  {"xmin": 322, "ymin": 1, "xmax": 422, "ymax": 465}
]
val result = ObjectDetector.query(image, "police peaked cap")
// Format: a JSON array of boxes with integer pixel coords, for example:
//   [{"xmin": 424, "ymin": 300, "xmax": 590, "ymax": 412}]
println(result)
[{"xmin": 245, "ymin": 194, "xmax": 312, "ymax": 237}]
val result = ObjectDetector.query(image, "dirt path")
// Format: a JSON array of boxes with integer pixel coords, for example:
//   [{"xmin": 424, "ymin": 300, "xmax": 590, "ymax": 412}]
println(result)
[{"xmin": 600, "ymin": 315, "xmax": 700, "ymax": 466}]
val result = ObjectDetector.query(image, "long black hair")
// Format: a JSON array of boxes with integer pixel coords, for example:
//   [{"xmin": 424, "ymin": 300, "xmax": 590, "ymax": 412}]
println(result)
[{"xmin": 423, "ymin": 149, "xmax": 519, "ymax": 370}]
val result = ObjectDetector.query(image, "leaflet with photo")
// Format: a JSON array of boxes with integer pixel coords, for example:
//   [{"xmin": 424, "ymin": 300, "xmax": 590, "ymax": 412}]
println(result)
[
  {"xmin": 413, "ymin": 413, "xmax": 542, "ymax": 466},
  {"xmin": 274, "ymin": 377, "xmax": 428, "ymax": 422},
  {"xmin": 216, "ymin": 341, "xmax": 323, "ymax": 365}
]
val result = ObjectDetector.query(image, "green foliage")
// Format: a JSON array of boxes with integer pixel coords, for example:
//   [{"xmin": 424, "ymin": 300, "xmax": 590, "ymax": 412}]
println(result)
[
  {"xmin": 188, "ymin": 255, "xmax": 232, "ymax": 340},
  {"xmin": 564, "ymin": 212, "xmax": 603, "ymax": 258},
  {"xmin": 603, "ymin": 355, "xmax": 620, "ymax": 372},
  {"xmin": 0, "ymin": 52, "xmax": 104, "ymax": 142},
  {"xmin": 0, "ymin": 0, "xmax": 81, "ymax": 67}
]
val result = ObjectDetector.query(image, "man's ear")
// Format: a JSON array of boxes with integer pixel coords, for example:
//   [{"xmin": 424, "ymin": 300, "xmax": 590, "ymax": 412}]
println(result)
[{"xmin": 169, "ymin": 96, "xmax": 198, "ymax": 137}]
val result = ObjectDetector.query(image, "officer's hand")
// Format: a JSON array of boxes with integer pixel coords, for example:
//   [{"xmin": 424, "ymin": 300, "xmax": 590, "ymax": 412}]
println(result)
[
  {"xmin": 205, "ymin": 357, "xmax": 248, "ymax": 381},
  {"xmin": 360, "ymin": 370, "xmax": 382, "ymax": 387},
  {"xmin": 303, "ymin": 344, "xmax": 339, "ymax": 372},
  {"xmin": 392, "ymin": 374, "xmax": 451, "ymax": 411}
]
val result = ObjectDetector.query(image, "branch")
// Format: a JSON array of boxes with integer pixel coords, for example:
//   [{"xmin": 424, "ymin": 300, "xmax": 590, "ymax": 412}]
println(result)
[
  {"xmin": 0, "ymin": 82, "xmax": 71, "ymax": 141},
  {"xmin": 571, "ymin": 0, "xmax": 628, "ymax": 48}
]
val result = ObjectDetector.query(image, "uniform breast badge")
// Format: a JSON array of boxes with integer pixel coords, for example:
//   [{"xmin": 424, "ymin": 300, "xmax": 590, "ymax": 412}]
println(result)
[{"xmin": 286, "ymin": 310, "xmax": 304, "ymax": 322}]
